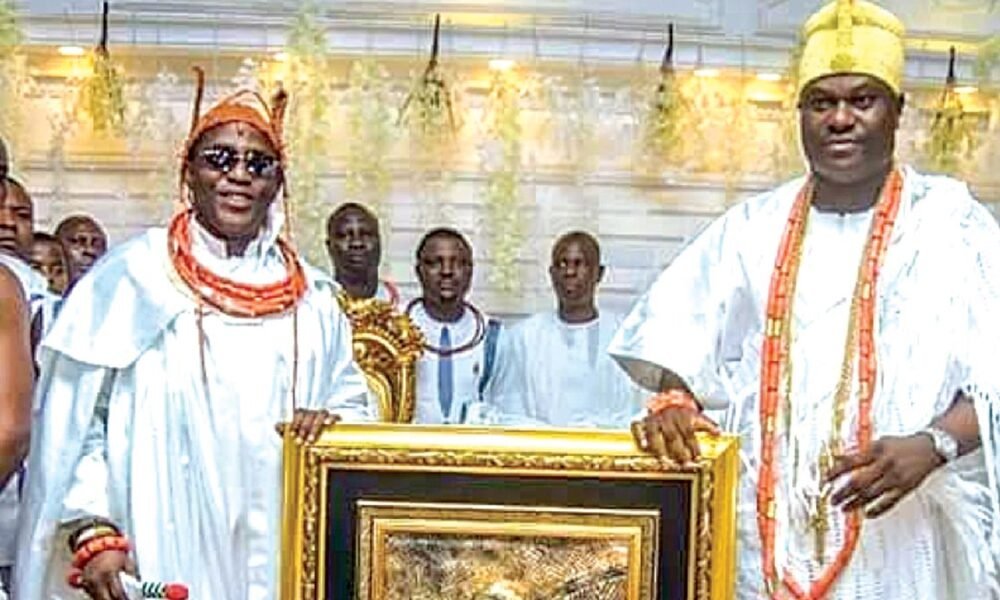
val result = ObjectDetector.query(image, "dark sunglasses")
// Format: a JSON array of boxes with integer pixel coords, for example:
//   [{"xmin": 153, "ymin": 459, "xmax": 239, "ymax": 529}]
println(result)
[{"xmin": 198, "ymin": 146, "xmax": 280, "ymax": 179}]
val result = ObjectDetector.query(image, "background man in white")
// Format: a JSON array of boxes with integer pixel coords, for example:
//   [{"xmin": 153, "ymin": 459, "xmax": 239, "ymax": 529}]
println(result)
[
  {"xmin": 405, "ymin": 228, "xmax": 501, "ymax": 424},
  {"xmin": 488, "ymin": 231, "xmax": 642, "ymax": 427}
]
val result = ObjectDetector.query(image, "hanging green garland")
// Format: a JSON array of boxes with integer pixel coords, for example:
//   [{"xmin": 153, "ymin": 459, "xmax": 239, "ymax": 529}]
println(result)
[
  {"xmin": 0, "ymin": 0, "xmax": 32, "ymax": 162},
  {"xmin": 79, "ymin": 2, "xmax": 126, "ymax": 135},
  {"xmin": 637, "ymin": 25, "xmax": 691, "ymax": 173},
  {"xmin": 399, "ymin": 14, "xmax": 461, "ymax": 173},
  {"xmin": 481, "ymin": 67, "xmax": 524, "ymax": 294},
  {"xmin": 281, "ymin": 1, "xmax": 336, "ymax": 265},
  {"xmin": 345, "ymin": 58, "xmax": 395, "ymax": 244},
  {"xmin": 924, "ymin": 48, "xmax": 980, "ymax": 175},
  {"xmin": 975, "ymin": 36, "xmax": 1000, "ymax": 84}
]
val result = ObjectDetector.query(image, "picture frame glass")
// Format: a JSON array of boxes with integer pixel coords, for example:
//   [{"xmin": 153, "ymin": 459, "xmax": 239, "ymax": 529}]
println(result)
[{"xmin": 357, "ymin": 501, "xmax": 661, "ymax": 600}]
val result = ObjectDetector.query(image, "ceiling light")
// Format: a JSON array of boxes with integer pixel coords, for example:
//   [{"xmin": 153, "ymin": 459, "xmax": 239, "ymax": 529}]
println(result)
[
  {"xmin": 756, "ymin": 72, "xmax": 782, "ymax": 82},
  {"xmin": 58, "ymin": 45, "xmax": 86, "ymax": 57},
  {"xmin": 488, "ymin": 58, "xmax": 516, "ymax": 71}
]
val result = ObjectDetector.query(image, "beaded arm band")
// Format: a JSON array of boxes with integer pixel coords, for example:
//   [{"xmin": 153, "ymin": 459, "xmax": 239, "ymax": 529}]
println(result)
[
  {"xmin": 67, "ymin": 518, "xmax": 122, "ymax": 552},
  {"xmin": 646, "ymin": 389, "xmax": 701, "ymax": 414}
]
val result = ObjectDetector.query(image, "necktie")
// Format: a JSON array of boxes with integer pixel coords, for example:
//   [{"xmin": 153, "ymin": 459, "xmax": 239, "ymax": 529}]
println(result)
[{"xmin": 438, "ymin": 326, "xmax": 453, "ymax": 421}]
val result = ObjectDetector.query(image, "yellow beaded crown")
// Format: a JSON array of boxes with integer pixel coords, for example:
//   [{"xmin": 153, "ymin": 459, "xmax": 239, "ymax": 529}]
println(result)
[{"xmin": 798, "ymin": 0, "xmax": 905, "ymax": 96}]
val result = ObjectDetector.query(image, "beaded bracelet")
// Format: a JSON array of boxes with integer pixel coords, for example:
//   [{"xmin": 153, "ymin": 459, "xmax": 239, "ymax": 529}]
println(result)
[
  {"xmin": 72, "ymin": 535, "xmax": 131, "ymax": 570},
  {"xmin": 646, "ymin": 389, "xmax": 700, "ymax": 414},
  {"xmin": 73, "ymin": 525, "xmax": 120, "ymax": 550},
  {"xmin": 67, "ymin": 518, "xmax": 121, "ymax": 552}
]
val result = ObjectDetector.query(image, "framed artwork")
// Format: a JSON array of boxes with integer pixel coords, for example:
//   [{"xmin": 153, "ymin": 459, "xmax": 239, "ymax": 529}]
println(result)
[{"xmin": 281, "ymin": 424, "xmax": 738, "ymax": 600}]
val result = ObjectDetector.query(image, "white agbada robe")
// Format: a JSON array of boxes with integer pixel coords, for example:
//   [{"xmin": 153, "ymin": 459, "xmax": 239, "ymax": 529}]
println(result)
[
  {"xmin": 14, "ymin": 211, "xmax": 372, "ymax": 600},
  {"xmin": 487, "ymin": 311, "xmax": 643, "ymax": 428},
  {"xmin": 609, "ymin": 166, "xmax": 1000, "ymax": 599},
  {"xmin": 0, "ymin": 253, "xmax": 48, "ymax": 597},
  {"xmin": 407, "ymin": 302, "xmax": 497, "ymax": 424}
]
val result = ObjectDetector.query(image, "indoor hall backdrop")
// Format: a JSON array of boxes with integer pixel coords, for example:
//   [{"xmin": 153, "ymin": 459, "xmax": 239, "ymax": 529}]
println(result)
[{"xmin": 2, "ymin": 0, "xmax": 998, "ymax": 317}]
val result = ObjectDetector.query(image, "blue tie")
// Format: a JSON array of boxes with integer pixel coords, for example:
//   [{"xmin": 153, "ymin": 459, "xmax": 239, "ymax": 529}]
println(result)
[{"xmin": 438, "ymin": 326, "xmax": 453, "ymax": 421}]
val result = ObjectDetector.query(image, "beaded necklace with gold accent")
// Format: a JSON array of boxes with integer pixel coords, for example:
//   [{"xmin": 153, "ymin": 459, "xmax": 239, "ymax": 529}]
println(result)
[
  {"xmin": 168, "ymin": 210, "xmax": 308, "ymax": 407},
  {"xmin": 758, "ymin": 168, "xmax": 903, "ymax": 600},
  {"xmin": 168, "ymin": 210, "xmax": 307, "ymax": 318}
]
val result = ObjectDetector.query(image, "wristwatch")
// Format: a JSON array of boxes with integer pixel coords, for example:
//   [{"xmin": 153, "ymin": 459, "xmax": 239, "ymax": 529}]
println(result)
[{"xmin": 920, "ymin": 426, "xmax": 960, "ymax": 463}]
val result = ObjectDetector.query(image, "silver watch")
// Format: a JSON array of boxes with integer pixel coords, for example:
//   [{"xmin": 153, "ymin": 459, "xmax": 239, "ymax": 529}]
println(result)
[{"xmin": 920, "ymin": 426, "xmax": 959, "ymax": 463}]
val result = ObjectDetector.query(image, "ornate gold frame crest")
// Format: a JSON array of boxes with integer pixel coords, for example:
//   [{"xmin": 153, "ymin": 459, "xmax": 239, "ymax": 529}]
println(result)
[{"xmin": 281, "ymin": 424, "xmax": 738, "ymax": 599}]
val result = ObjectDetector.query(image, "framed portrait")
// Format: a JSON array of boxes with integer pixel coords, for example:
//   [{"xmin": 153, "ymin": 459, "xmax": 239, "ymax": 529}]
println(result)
[{"xmin": 281, "ymin": 424, "xmax": 738, "ymax": 600}]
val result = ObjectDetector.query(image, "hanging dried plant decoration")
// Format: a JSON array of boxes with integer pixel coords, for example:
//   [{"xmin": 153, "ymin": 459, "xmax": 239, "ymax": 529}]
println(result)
[
  {"xmin": 399, "ymin": 14, "xmax": 460, "ymax": 154},
  {"xmin": 481, "ymin": 66, "xmax": 524, "ymax": 294},
  {"xmin": 345, "ymin": 58, "xmax": 394, "ymax": 238},
  {"xmin": 0, "ymin": 0, "xmax": 20, "ymax": 53},
  {"xmin": 975, "ymin": 36, "xmax": 1000, "ymax": 84},
  {"xmin": 924, "ymin": 47, "xmax": 980, "ymax": 175},
  {"xmin": 0, "ymin": 0, "xmax": 30, "ymax": 150},
  {"xmin": 281, "ymin": 1, "xmax": 337, "ymax": 265},
  {"xmin": 80, "ymin": 2, "xmax": 126, "ymax": 135},
  {"xmin": 638, "ymin": 24, "xmax": 689, "ymax": 170}
]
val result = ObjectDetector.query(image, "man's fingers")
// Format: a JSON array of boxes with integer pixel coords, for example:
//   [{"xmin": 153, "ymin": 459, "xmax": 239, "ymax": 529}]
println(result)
[
  {"xmin": 680, "ymin": 420, "xmax": 701, "ymax": 462},
  {"xmin": 842, "ymin": 473, "xmax": 890, "ymax": 513},
  {"xmin": 307, "ymin": 411, "xmax": 329, "ymax": 442},
  {"xmin": 832, "ymin": 461, "xmax": 884, "ymax": 507},
  {"xmin": 865, "ymin": 489, "xmax": 904, "ymax": 519},
  {"xmin": 693, "ymin": 414, "xmax": 721, "ymax": 436},
  {"xmin": 827, "ymin": 448, "xmax": 876, "ymax": 483},
  {"xmin": 646, "ymin": 418, "xmax": 670, "ymax": 458},
  {"xmin": 288, "ymin": 411, "xmax": 306, "ymax": 441},
  {"xmin": 107, "ymin": 573, "xmax": 129, "ymax": 600},
  {"xmin": 630, "ymin": 421, "xmax": 650, "ymax": 451}
]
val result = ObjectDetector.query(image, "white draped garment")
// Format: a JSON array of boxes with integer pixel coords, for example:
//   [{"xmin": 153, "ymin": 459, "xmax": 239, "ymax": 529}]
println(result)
[
  {"xmin": 14, "ymin": 214, "xmax": 372, "ymax": 600},
  {"xmin": 0, "ymin": 254, "xmax": 56, "ymax": 575},
  {"xmin": 609, "ymin": 167, "xmax": 1000, "ymax": 599},
  {"xmin": 487, "ymin": 311, "xmax": 644, "ymax": 428}
]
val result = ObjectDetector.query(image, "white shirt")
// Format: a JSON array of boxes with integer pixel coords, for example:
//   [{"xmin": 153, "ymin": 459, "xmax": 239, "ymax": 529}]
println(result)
[
  {"xmin": 487, "ymin": 311, "xmax": 643, "ymax": 428},
  {"xmin": 407, "ymin": 302, "xmax": 494, "ymax": 424}
]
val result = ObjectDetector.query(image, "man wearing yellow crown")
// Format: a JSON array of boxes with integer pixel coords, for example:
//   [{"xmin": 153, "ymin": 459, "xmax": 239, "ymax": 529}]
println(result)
[
  {"xmin": 612, "ymin": 1, "xmax": 1000, "ymax": 598},
  {"xmin": 14, "ymin": 72, "xmax": 373, "ymax": 599}
]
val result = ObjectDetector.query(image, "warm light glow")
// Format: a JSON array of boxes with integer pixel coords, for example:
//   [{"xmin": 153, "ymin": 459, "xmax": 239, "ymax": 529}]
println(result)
[
  {"xmin": 954, "ymin": 85, "xmax": 978, "ymax": 95},
  {"xmin": 488, "ymin": 58, "xmax": 516, "ymax": 72},
  {"xmin": 272, "ymin": 51, "xmax": 289, "ymax": 62},
  {"xmin": 756, "ymin": 72, "xmax": 782, "ymax": 82},
  {"xmin": 694, "ymin": 68, "xmax": 720, "ymax": 78},
  {"xmin": 58, "ymin": 45, "xmax": 86, "ymax": 57}
]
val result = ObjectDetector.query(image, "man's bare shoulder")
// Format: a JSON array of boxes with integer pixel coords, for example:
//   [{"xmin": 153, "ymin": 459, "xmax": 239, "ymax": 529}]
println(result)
[{"xmin": 0, "ymin": 262, "xmax": 24, "ymax": 300}]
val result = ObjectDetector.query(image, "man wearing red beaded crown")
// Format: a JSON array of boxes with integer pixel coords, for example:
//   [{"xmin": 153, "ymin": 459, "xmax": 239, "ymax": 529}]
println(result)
[
  {"xmin": 611, "ymin": 1, "xmax": 1000, "ymax": 598},
  {"xmin": 14, "ymin": 71, "xmax": 371, "ymax": 600}
]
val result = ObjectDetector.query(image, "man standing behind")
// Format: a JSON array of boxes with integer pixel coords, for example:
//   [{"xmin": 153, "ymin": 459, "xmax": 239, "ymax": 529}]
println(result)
[
  {"xmin": 16, "ymin": 79, "xmax": 371, "ymax": 599},
  {"xmin": 488, "ymin": 232, "xmax": 642, "ymax": 427},
  {"xmin": 405, "ymin": 228, "xmax": 500, "ymax": 424},
  {"xmin": 30, "ymin": 233, "xmax": 70, "ymax": 296},
  {"xmin": 55, "ymin": 214, "xmax": 108, "ymax": 289},
  {"xmin": 611, "ymin": 1, "xmax": 1000, "ymax": 597},
  {"xmin": 326, "ymin": 202, "xmax": 400, "ymax": 306}
]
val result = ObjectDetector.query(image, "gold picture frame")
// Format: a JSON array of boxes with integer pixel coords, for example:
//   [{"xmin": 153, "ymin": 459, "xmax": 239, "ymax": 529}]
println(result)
[
  {"xmin": 281, "ymin": 424, "xmax": 738, "ymax": 600},
  {"xmin": 357, "ymin": 501, "xmax": 659, "ymax": 599}
]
